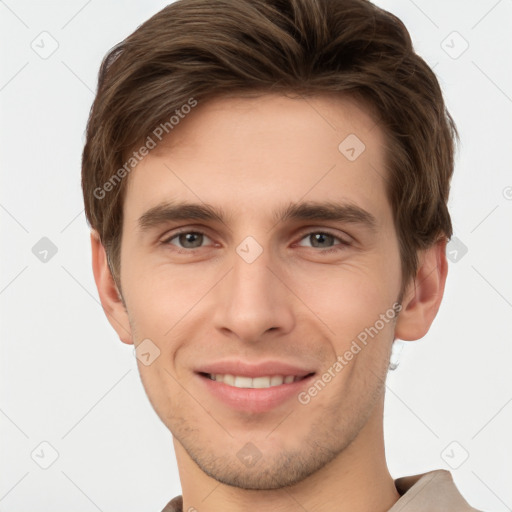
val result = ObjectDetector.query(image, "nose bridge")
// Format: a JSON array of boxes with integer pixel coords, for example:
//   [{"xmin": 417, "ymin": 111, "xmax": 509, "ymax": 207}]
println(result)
[
  {"xmin": 213, "ymin": 239, "xmax": 294, "ymax": 341},
  {"xmin": 231, "ymin": 245, "xmax": 272, "ymax": 299}
]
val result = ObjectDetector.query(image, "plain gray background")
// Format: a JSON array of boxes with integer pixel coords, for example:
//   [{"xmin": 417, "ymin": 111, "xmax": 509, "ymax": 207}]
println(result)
[{"xmin": 1, "ymin": 0, "xmax": 511, "ymax": 510}]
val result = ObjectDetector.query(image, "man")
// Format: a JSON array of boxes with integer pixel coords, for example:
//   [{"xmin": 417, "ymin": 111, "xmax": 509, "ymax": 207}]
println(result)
[{"xmin": 81, "ymin": 0, "xmax": 481, "ymax": 510}]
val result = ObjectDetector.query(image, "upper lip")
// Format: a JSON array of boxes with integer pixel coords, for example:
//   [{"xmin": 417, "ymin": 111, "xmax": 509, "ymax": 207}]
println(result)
[{"xmin": 196, "ymin": 360, "xmax": 316, "ymax": 378}]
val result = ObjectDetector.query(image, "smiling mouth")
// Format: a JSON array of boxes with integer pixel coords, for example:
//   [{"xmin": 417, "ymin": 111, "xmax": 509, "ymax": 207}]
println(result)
[{"xmin": 199, "ymin": 372, "xmax": 315, "ymax": 389}]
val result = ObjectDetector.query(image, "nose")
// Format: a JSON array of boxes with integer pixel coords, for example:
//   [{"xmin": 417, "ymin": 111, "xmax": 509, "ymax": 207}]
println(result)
[{"xmin": 212, "ymin": 246, "xmax": 295, "ymax": 343}]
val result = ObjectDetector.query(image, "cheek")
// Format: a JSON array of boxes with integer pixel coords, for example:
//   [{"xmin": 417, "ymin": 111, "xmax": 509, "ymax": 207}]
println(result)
[
  {"xmin": 289, "ymin": 259, "xmax": 399, "ymax": 336},
  {"xmin": 122, "ymin": 256, "xmax": 207, "ymax": 331}
]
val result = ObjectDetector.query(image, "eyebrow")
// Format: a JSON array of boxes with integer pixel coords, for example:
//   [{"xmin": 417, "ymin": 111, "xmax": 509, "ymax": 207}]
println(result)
[{"xmin": 137, "ymin": 200, "xmax": 377, "ymax": 233}]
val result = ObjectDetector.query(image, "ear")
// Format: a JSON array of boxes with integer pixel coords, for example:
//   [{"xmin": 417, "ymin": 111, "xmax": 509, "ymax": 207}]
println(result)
[
  {"xmin": 394, "ymin": 238, "xmax": 448, "ymax": 341},
  {"xmin": 90, "ymin": 230, "xmax": 133, "ymax": 345}
]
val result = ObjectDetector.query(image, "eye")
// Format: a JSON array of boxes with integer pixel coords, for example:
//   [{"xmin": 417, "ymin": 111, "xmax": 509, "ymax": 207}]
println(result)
[
  {"xmin": 163, "ymin": 231, "xmax": 213, "ymax": 250},
  {"xmin": 296, "ymin": 231, "xmax": 351, "ymax": 252}
]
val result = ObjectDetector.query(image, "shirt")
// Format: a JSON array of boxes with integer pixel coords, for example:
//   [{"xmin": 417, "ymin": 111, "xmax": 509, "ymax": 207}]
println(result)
[{"xmin": 160, "ymin": 469, "xmax": 482, "ymax": 511}]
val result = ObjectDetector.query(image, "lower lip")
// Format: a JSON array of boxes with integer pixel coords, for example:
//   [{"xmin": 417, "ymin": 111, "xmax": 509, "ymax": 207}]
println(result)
[{"xmin": 197, "ymin": 373, "xmax": 316, "ymax": 413}]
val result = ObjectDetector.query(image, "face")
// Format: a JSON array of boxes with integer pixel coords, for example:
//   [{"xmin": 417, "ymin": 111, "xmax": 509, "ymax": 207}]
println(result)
[{"xmin": 116, "ymin": 93, "xmax": 405, "ymax": 489}]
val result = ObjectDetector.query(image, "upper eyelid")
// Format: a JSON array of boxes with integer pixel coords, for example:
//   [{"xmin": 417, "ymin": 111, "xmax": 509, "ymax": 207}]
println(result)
[
  {"xmin": 161, "ymin": 226, "xmax": 213, "ymax": 240},
  {"xmin": 295, "ymin": 227, "xmax": 352, "ymax": 241}
]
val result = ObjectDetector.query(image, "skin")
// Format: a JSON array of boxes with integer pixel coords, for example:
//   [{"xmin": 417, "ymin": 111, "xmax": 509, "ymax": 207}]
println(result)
[{"xmin": 91, "ymin": 92, "xmax": 448, "ymax": 512}]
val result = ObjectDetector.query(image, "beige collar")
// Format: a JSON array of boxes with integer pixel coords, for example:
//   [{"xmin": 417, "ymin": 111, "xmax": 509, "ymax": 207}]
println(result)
[{"xmin": 389, "ymin": 469, "xmax": 481, "ymax": 511}]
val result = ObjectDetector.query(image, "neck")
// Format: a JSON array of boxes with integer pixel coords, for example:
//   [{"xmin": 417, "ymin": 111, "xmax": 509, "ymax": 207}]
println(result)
[{"xmin": 173, "ymin": 398, "xmax": 400, "ymax": 512}]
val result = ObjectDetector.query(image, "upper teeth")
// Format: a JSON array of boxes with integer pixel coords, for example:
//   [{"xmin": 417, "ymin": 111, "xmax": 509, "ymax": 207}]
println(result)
[{"xmin": 208, "ymin": 374, "xmax": 302, "ymax": 388}]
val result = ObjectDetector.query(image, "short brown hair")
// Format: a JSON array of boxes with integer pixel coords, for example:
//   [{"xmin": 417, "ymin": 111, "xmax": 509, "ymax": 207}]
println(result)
[{"xmin": 82, "ymin": 0, "xmax": 458, "ymax": 295}]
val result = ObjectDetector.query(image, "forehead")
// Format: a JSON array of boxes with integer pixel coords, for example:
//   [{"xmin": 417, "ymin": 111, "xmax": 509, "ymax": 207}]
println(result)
[{"xmin": 122, "ymin": 92, "xmax": 389, "ymax": 224}]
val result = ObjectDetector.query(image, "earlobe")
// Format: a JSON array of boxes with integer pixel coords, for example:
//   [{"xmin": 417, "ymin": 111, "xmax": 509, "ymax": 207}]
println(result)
[
  {"xmin": 394, "ymin": 239, "xmax": 449, "ymax": 341},
  {"xmin": 90, "ymin": 230, "xmax": 133, "ymax": 345}
]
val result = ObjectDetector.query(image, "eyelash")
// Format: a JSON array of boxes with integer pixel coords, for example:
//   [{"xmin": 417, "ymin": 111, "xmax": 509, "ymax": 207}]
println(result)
[{"xmin": 160, "ymin": 229, "xmax": 352, "ymax": 254}]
